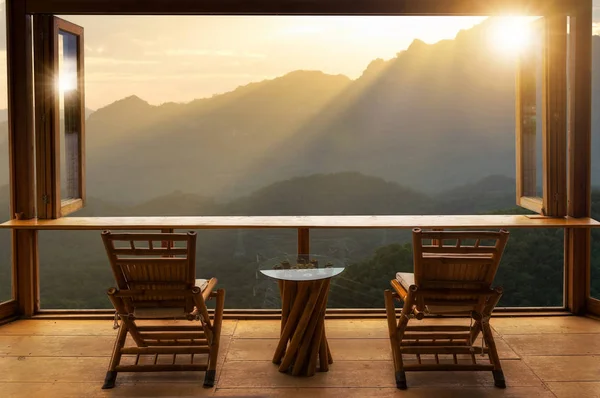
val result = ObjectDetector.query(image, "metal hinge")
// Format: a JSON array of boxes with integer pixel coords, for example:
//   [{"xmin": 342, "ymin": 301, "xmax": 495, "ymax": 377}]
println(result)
[{"xmin": 42, "ymin": 194, "xmax": 50, "ymax": 204}]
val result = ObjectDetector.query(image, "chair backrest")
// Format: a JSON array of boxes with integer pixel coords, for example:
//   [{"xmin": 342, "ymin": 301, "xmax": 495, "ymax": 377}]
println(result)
[
  {"xmin": 412, "ymin": 228, "xmax": 509, "ymax": 311},
  {"xmin": 102, "ymin": 231, "xmax": 197, "ymax": 313}
]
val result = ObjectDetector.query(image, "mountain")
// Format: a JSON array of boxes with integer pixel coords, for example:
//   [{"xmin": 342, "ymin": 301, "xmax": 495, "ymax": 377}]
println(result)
[
  {"xmin": 82, "ymin": 70, "xmax": 353, "ymax": 201},
  {"xmin": 0, "ymin": 172, "xmax": 517, "ymax": 219},
  {"xmin": 1, "ymin": 18, "xmax": 599, "ymax": 201},
  {"xmin": 74, "ymin": 18, "xmax": 598, "ymax": 202},
  {"xmin": 225, "ymin": 172, "xmax": 433, "ymax": 215},
  {"xmin": 434, "ymin": 174, "xmax": 520, "ymax": 214}
]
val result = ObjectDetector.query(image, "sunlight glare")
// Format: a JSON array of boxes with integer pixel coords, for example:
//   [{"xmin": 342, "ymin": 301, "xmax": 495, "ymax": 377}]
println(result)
[
  {"xmin": 58, "ymin": 72, "xmax": 77, "ymax": 94},
  {"xmin": 490, "ymin": 17, "xmax": 535, "ymax": 55}
]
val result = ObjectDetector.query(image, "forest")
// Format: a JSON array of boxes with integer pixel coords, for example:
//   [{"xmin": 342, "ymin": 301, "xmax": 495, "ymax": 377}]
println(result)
[{"xmin": 1, "ymin": 173, "xmax": 598, "ymax": 309}]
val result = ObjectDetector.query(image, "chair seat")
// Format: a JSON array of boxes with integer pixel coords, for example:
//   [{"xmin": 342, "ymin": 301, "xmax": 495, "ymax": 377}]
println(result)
[
  {"xmin": 133, "ymin": 279, "xmax": 210, "ymax": 319},
  {"xmin": 134, "ymin": 307, "xmax": 188, "ymax": 319},
  {"xmin": 195, "ymin": 278, "xmax": 209, "ymax": 292},
  {"xmin": 395, "ymin": 272, "xmax": 472, "ymax": 314},
  {"xmin": 396, "ymin": 272, "xmax": 415, "ymax": 291}
]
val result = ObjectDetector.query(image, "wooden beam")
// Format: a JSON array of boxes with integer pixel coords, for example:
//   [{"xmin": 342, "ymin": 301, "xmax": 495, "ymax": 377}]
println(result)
[
  {"xmin": 518, "ymin": 196, "xmax": 544, "ymax": 215},
  {"xmin": 6, "ymin": 0, "xmax": 39, "ymax": 316},
  {"xmin": 566, "ymin": 0, "xmax": 592, "ymax": 315},
  {"xmin": 25, "ymin": 0, "xmax": 572, "ymax": 16},
  {"xmin": 542, "ymin": 15, "xmax": 568, "ymax": 217},
  {"xmin": 1, "ymin": 215, "xmax": 599, "ymax": 230},
  {"xmin": 297, "ymin": 227, "xmax": 310, "ymax": 256},
  {"xmin": 0, "ymin": 300, "xmax": 19, "ymax": 320},
  {"xmin": 33, "ymin": 14, "xmax": 58, "ymax": 220}
]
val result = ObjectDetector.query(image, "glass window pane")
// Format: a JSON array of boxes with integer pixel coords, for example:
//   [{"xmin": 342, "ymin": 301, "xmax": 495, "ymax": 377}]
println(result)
[
  {"xmin": 39, "ymin": 230, "xmax": 113, "ymax": 309},
  {"xmin": 518, "ymin": 22, "xmax": 543, "ymax": 199},
  {"xmin": 58, "ymin": 31, "xmax": 81, "ymax": 202},
  {"xmin": 313, "ymin": 227, "xmax": 564, "ymax": 308},
  {"xmin": 37, "ymin": 15, "xmax": 565, "ymax": 310},
  {"xmin": 38, "ymin": 228, "xmax": 298, "ymax": 309}
]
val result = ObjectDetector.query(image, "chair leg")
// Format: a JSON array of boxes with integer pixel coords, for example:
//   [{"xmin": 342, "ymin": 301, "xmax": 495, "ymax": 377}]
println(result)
[
  {"xmin": 102, "ymin": 322, "xmax": 128, "ymax": 389},
  {"xmin": 204, "ymin": 288, "xmax": 225, "ymax": 388},
  {"xmin": 385, "ymin": 290, "xmax": 408, "ymax": 390},
  {"xmin": 102, "ymin": 371, "xmax": 118, "ymax": 390},
  {"xmin": 492, "ymin": 369, "xmax": 506, "ymax": 389},
  {"xmin": 394, "ymin": 313, "xmax": 410, "ymax": 390},
  {"xmin": 395, "ymin": 370, "xmax": 407, "ymax": 390},
  {"xmin": 481, "ymin": 320, "xmax": 505, "ymax": 389},
  {"xmin": 203, "ymin": 370, "xmax": 216, "ymax": 388}
]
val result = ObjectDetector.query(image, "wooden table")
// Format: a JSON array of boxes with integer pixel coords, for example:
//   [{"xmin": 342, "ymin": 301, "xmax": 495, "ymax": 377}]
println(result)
[{"xmin": 261, "ymin": 262, "xmax": 344, "ymax": 376}]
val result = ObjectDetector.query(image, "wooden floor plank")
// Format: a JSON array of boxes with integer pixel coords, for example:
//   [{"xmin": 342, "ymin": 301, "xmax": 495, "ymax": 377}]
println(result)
[
  {"xmin": 0, "ymin": 356, "xmax": 228, "ymax": 384},
  {"xmin": 1, "ymin": 316, "xmax": 598, "ymax": 397},
  {"xmin": 0, "ymin": 382, "xmax": 216, "ymax": 397},
  {"xmin": 0, "ymin": 334, "xmax": 231, "ymax": 362},
  {"xmin": 546, "ymin": 382, "xmax": 600, "ymax": 398},
  {"xmin": 491, "ymin": 316, "xmax": 600, "ymax": 335},
  {"xmin": 0, "ymin": 357, "xmax": 110, "ymax": 383},
  {"xmin": 217, "ymin": 360, "xmax": 542, "ymax": 389},
  {"xmin": 228, "ymin": 338, "xmax": 392, "ymax": 361},
  {"xmin": 214, "ymin": 386, "xmax": 556, "ymax": 397},
  {"xmin": 504, "ymin": 334, "xmax": 600, "ymax": 356},
  {"xmin": 0, "ymin": 384, "xmax": 559, "ymax": 398},
  {"xmin": 233, "ymin": 320, "xmax": 280, "ymax": 339},
  {"xmin": 524, "ymin": 356, "xmax": 600, "ymax": 382},
  {"xmin": 0, "ymin": 335, "xmax": 115, "ymax": 356},
  {"xmin": 233, "ymin": 318, "xmax": 489, "ymax": 339},
  {"xmin": 0, "ymin": 319, "xmax": 237, "ymax": 336},
  {"xmin": 227, "ymin": 337, "xmax": 518, "ymax": 361}
]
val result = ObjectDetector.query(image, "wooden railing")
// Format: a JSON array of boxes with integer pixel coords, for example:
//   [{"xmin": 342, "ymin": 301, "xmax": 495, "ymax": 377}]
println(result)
[{"xmin": 2, "ymin": 214, "xmax": 599, "ymax": 230}]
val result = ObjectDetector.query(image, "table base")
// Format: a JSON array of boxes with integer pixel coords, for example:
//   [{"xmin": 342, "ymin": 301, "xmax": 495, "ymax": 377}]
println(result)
[{"xmin": 272, "ymin": 278, "xmax": 333, "ymax": 376}]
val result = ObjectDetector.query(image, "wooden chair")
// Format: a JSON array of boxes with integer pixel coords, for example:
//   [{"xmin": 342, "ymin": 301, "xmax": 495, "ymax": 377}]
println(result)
[
  {"xmin": 101, "ymin": 230, "xmax": 225, "ymax": 389},
  {"xmin": 384, "ymin": 228, "xmax": 509, "ymax": 390}
]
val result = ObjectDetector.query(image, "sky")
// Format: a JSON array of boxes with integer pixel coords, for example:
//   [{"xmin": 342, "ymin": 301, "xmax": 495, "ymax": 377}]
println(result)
[
  {"xmin": 64, "ymin": 15, "xmax": 487, "ymax": 109},
  {"xmin": 0, "ymin": 1, "xmax": 599, "ymax": 109}
]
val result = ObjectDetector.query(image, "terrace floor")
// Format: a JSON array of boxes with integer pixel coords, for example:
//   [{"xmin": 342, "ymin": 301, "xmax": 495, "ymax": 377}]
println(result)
[{"xmin": 1, "ymin": 315, "xmax": 600, "ymax": 397}]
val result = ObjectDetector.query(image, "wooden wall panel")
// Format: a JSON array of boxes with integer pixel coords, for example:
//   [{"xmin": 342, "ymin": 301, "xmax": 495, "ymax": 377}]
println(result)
[
  {"xmin": 542, "ymin": 15, "xmax": 568, "ymax": 217},
  {"xmin": 6, "ymin": 0, "xmax": 39, "ymax": 317},
  {"xmin": 566, "ymin": 0, "xmax": 592, "ymax": 315}
]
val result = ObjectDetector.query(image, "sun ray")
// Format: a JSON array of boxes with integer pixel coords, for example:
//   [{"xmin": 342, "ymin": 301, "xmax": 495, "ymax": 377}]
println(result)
[{"xmin": 489, "ymin": 17, "xmax": 538, "ymax": 55}]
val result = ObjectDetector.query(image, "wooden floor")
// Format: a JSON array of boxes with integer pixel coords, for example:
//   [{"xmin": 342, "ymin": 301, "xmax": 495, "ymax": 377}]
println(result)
[{"xmin": 1, "ymin": 316, "xmax": 600, "ymax": 397}]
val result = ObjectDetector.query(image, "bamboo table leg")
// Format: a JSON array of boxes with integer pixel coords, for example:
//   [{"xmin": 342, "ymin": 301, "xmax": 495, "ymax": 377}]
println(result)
[{"xmin": 272, "ymin": 278, "xmax": 332, "ymax": 376}]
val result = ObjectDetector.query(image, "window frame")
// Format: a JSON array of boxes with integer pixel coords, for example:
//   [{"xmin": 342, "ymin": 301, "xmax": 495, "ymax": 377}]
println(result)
[
  {"xmin": 33, "ymin": 15, "xmax": 86, "ymax": 219},
  {"xmin": 515, "ymin": 16, "xmax": 567, "ymax": 217}
]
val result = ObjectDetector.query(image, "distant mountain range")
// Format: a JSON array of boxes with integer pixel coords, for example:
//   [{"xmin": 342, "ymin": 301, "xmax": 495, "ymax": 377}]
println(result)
[
  {"xmin": 0, "ymin": 171, "xmax": 518, "ymax": 220},
  {"xmin": 0, "ymin": 18, "xmax": 599, "ymax": 203}
]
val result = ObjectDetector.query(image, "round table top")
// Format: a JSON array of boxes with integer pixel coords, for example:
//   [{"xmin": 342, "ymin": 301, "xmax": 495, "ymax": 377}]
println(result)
[{"xmin": 258, "ymin": 254, "xmax": 347, "ymax": 282}]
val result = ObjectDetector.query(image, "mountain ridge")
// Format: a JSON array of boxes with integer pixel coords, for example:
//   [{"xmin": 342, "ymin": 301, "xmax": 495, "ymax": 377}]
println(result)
[
  {"xmin": 0, "ymin": 19, "xmax": 598, "ymax": 201},
  {"xmin": 0, "ymin": 172, "xmax": 519, "ymax": 219}
]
